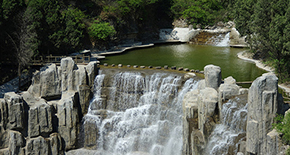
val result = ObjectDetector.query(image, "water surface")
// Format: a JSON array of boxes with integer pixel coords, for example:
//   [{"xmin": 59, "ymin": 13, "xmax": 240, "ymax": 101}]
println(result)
[{"xmin": 102, "ymin": 44, "xmax": 265, "ymax": 81}]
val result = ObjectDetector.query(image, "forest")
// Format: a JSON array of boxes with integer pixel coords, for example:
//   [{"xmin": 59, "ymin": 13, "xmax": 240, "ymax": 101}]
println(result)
[{"xmin": 0, "ymin": 0, "xmax": 290, "ymax": 83}]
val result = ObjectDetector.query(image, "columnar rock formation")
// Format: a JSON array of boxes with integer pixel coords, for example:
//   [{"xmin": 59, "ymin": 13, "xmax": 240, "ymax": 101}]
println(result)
[
  {"xmin": 182, "ymin": 65, "xmax": 285, "ymax": 155},
  {"xmin": 0, "ymin": 57, "xmax": 99, "ymax": 154},
  {"xmin": 246, "ymin": 73, "xmax": 279, "ymax": 155},
  {"xmin": 0, "ymin": 61, "xmax": 287, "ymax": 155}
]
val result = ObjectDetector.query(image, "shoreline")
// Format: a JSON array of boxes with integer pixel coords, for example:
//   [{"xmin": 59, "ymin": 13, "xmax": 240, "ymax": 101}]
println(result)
[
  {"xmin": 237, "ymin": 50, "xmax": 290, "ymax": 96},
  {"xmin": 91, "ymin": 40, "xmax": 186, "ymax": 59}
]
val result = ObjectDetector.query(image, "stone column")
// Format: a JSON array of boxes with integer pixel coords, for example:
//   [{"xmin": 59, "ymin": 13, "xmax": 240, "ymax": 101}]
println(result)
[{"xmin": 246, "ymin": 73, "xmax": 278, "ymax": 155}]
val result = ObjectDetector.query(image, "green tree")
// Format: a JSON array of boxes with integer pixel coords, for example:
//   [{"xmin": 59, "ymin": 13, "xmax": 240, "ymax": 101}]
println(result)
[
  {"xmin": 232, "ymin": 0, "xmax": 256, "ymax": 36},
  {"xmin": 49, "ymin": 7, "xmax": 86, "ymax": 52},
  {"xmin": 88, "ymin": 21, "xmax": 116, "ymax": 41},
  {"xmin": 171, "ymin": 0, "xmax": 223, "ymax": 27}
]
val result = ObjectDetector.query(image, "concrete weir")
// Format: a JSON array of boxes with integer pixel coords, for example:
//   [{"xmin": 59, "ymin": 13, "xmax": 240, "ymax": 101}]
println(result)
[{"xmin": 0, "ymin": 59, "xmax": 288, "ymax": 154}]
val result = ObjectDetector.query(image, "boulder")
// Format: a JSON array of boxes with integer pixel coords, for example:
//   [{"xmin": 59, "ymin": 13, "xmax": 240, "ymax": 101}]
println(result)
[
  {"xmin": 246, "ymin": 73, "xmax": 278, "ymax": 155},
  {"xmin": 204, "ymin": 65, "xmax": 221, "ymax": 90}
]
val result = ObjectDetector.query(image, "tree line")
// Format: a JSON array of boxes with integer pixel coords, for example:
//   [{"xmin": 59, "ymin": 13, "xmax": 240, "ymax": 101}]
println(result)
[{"xmin": 1, "ymin": 0, "xmax": 290, "ymax": 82}]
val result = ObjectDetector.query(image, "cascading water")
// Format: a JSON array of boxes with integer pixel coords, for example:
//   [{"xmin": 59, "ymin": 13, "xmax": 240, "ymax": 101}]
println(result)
[
  {"xmin": 83, "ymin": 70, "xmax": 199, "ymax": 155},
  {"xmin": 206, "ymin": 33, "xmax": 230, "ymax": 47},
  {"xmin": 205, "ymin": 97, "xmax": 248, "ymax": 155}
]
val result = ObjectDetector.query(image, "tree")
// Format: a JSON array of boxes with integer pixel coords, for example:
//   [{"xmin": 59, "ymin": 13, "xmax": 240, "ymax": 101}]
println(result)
[
  {"xmin": 7, "ymin": 11, "xmax": 35, "ymax": 91},
  {"xmin": 88, "ymin": 21, "xmax": 116, "ymax": 46}
]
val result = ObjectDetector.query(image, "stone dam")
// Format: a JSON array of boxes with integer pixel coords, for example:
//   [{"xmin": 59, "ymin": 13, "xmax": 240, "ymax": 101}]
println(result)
[{"xmin": 0, "ymin": 57, "xmax": 289, "ymax": 155}]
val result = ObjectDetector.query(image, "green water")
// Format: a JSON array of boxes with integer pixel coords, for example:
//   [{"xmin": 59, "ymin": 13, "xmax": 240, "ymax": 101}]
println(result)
[{"xmin": 102, "ymin": 44, "xmax": 266, "ymax": 82}]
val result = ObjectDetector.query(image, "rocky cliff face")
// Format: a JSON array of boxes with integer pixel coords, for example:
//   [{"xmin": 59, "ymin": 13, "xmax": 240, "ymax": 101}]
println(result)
[
  {"xmin": 0, "ymin": 57, "xmax": 99, "ymax": 154},
  {"xmin": 182, "ymin": 65, "xmax": 287, "ymax": 155}
]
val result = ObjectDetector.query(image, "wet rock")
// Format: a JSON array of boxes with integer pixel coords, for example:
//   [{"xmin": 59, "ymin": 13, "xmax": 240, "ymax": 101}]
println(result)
[
  {"xmin": 133, "ymin": 65, "xmax": 138, "ymax": 68},
  {"xmin": 171, "ymin": 66, "xmax": 176, "ymax": 70},
  {"xmin": 84, "ymin": 120, "xmax": 99, "ymax": 148},
  {"xmin": 118, "ymin": 64, "xmax": 123, "ymax": 67},
  {"xmin": 218, "ymin": 76, "xmax": 240, "ymax": 120},
  {"xmin": 140, "ymin": 66, "xmax": 145, "ymax": 69},
  {"xmin": 184, "ymin": 73, "xmax": 196, "ymax": 80},
  {"xmin": 127, "ymin": 65, "xmax": 131, "ymax": 68},
  {"xmin": 178, "ymin": 67, "xmax": 183, "ymax": 71},
  {"xmin": 164, "ymin": 66, "xmax": 168, "ymax": 69},
  {"xmin": 78, "ymin": 85, "xmax": 92, "ymax": 115},
  {"xmin": 111, "ymin": 64, "xmax": 115, "ymax": 67},
  {"xmin": 155, "ymin": 66, "xmax": 162, "ymax": 69}
]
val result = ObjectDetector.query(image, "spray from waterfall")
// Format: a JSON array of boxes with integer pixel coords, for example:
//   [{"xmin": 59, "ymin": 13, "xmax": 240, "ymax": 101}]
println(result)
[
  {"xmin": 205, "ymin": 97, "xmax": 248, "ymax": 155},
  {"xmin": 83, "ymin": 71, "xmax": 199, "ymax": 155}
]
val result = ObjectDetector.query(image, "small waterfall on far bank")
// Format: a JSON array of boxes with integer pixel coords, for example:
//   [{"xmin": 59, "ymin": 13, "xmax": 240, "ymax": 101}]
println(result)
[
  {"xmin": 205, "ymin": 97, "xmax": 248, "ymax": 155},
  {"xmin": 83, "ymin": 70, "xmax": 199, "ymax": 155},
  {"xmin": 206, "ymin": 33, "xmax": 230, "ymax": 47}
]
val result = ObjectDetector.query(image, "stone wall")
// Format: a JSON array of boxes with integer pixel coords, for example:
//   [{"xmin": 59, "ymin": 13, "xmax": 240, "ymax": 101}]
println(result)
[
  {"xmin": 182, "ymin": 64, "xmax": 287, "ymax": 155},
  {"xmin": 0, "ymin": 57, "xmax": 99, "ymax": 154}
]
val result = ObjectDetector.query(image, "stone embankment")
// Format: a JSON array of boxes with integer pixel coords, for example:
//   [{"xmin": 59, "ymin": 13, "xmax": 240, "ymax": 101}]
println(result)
[
  {"xmin": 182, "ymin": 64, "xmax": 288, "ymax": 155},
  {"xmin": 0, "ymin": 57, "xmax": 99, "ymax": 154}
]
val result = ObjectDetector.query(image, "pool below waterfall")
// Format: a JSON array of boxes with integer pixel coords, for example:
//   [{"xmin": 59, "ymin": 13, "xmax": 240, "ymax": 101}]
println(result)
[{"xmin": 101, "ymin": 44, "xmax": 266, "ymax": 82}]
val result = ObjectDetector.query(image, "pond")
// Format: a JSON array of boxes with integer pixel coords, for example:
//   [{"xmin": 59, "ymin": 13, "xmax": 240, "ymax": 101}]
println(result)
[{"xmin": 101, "ymin": 44, "xmax": 266, "ymax": 82}]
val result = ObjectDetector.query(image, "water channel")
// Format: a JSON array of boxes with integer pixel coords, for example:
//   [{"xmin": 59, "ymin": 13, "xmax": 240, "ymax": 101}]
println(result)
[{"xmin": 101, "ymin": 44, "xmax": 266, "ymax": 82}]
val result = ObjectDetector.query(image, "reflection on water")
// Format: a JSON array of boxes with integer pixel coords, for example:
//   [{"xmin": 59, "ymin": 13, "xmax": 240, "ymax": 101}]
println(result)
[
  {"xmin": 172, "ymin": 44, "xmax": 192, "ymax": 58},
  {"xmin": 102, "ymin": 44, "xmax": 266, "ymax": 81}
]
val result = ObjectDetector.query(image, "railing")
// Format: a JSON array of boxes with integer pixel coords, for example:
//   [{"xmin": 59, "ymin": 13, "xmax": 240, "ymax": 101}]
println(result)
[{"xmin": 30, "ymin": 54, "xmax": 91, "ymax": 65}]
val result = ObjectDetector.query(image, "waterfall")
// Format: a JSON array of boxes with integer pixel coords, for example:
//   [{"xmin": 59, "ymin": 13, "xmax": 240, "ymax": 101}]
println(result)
[
  {"xmin": 206, "ymin": 33, "xmax": 230, "ymax": 47},
  {"xmin": 83, "ymin": 71, "xmax": 199, "ymax": 155},
  {"xmin": 205, "ymin": 97, "xmax": 248, "ymax": 155}
]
